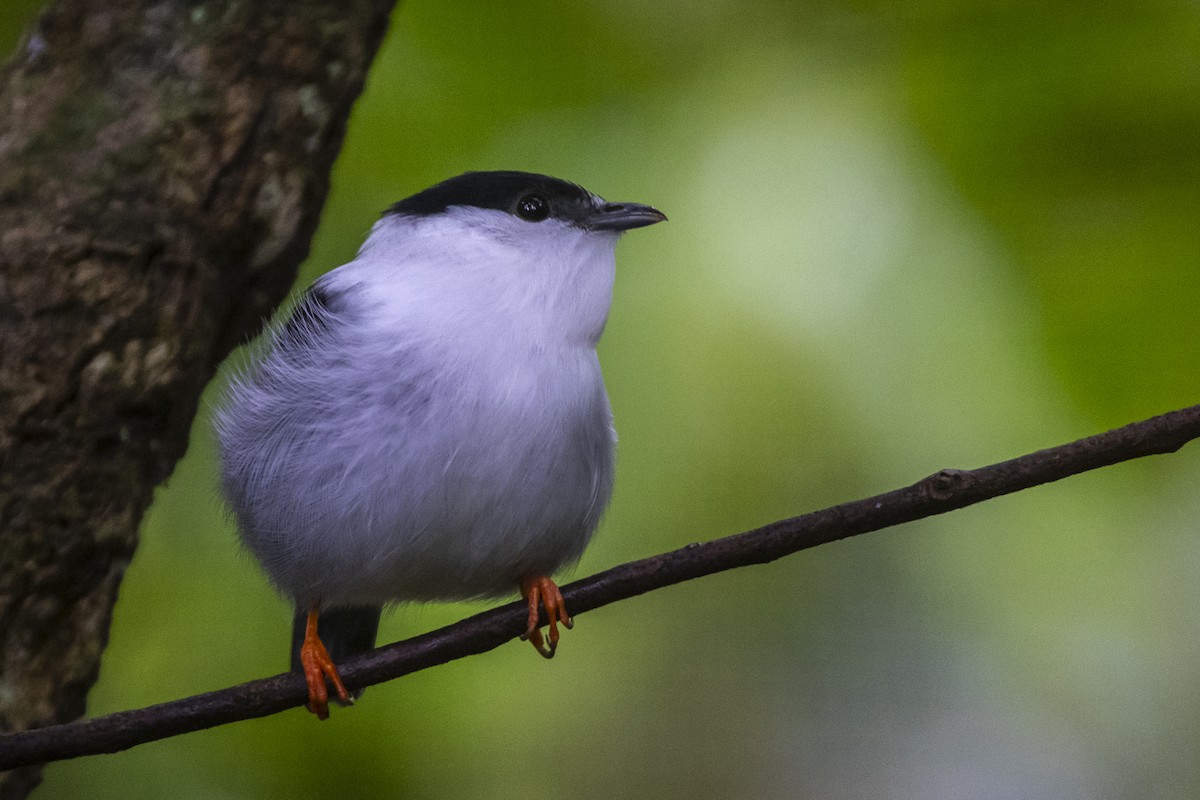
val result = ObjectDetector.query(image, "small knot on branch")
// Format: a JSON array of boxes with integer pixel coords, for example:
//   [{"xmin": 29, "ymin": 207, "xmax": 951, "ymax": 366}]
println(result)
[{"xmin": 926, "ymin": 468, "xmax": 967, "ymax": 500}]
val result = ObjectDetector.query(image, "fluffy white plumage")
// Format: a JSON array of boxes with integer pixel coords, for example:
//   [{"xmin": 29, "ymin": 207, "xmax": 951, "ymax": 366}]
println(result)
[{"xmin": 216, "ymin": 178, "xmax": 655, "ymax": 612}]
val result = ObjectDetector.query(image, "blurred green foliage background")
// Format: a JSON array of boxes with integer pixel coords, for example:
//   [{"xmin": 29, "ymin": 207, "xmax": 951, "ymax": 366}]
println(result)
[{"xmin": 5, "ymin": 1, "xmax": 1200, "ymax": 797}]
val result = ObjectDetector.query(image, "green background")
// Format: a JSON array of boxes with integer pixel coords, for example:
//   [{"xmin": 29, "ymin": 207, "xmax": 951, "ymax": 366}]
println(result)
[{"xmin": 5, "ymin": 1, "xmax": 1200, "ymax": 797}]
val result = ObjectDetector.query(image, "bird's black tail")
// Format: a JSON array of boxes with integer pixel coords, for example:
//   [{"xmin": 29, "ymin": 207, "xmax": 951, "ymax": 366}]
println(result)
[{"xmin": 291, "ymin": 605, "xmax": 382, "ymax": 698}]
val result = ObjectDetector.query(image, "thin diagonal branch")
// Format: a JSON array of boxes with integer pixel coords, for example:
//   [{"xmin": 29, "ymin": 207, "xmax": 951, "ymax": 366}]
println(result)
[{"xmin": 2, "ymin": 403, "xmax": 1199, "ymax": 770}]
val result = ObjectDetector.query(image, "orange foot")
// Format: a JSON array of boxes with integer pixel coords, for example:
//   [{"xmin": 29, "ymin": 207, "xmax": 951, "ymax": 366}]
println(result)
[
  {"xmin": 519, "ymin": 575, "xmax": 573, "ymax": 659},
  {"xmin": 299, "ymin": 606, "xmax": 351, "ymax": 720}
]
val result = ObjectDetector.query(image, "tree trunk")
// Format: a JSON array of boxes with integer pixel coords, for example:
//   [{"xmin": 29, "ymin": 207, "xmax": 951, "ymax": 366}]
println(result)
[{"xmin": 0, "ymin": 1, "xmax": 395, "ymax": 795}]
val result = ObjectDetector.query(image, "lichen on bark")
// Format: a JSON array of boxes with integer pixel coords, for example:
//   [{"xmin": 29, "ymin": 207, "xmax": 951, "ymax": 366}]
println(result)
[{"xmin": 0, "ymin": 1, "xmax": 396, "ymax": 796}]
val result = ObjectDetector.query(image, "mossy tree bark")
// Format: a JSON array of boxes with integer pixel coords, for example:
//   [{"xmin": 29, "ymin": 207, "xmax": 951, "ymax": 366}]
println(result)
[{"xmin": 0, "ymin": 1, "xmax": 395, "ymax": 795}]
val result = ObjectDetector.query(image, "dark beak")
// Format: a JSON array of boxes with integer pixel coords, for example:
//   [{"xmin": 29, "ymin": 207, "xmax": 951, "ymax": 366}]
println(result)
[{"xmin": 586, "ymin": 201, "xmax": 668, "ymax": 232}]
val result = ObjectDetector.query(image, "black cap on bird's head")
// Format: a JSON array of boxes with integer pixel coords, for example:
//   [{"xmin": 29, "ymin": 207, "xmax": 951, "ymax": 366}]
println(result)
[{"xmin": 384, "ymin": 171, "xmax": 667, "ymax": 232}]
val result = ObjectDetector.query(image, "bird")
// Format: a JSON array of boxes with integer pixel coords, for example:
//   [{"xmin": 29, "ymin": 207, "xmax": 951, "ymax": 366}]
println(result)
[{"xmin": 215, "ymin": 170, "xmax": 666, "ymax": 719}]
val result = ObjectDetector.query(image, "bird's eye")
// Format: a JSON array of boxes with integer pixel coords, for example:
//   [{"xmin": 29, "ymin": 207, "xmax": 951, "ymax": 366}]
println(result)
[{"xmin": 515, "ymin": 193, "xmax": 550, "ymax": 222}]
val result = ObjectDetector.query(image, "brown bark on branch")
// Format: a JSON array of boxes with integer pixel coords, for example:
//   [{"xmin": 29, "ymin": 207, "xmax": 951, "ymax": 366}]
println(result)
[
  {"xmin": 1, "ymin": 403, "xmax": 1197, "ymax": 772},
  {"xmin": 0, "ymin": 1, "xmax": 395, "ymax": 796}
]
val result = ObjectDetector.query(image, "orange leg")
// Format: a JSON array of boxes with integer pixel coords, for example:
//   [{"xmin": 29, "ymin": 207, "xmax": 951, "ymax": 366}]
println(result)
[
  {"xmin": 299, "ymin": 606, "xmax": 351, "ymax": 720},
  {"xmin": 519, "ymin": 575, "xmax": 573, "ymax": 659}
]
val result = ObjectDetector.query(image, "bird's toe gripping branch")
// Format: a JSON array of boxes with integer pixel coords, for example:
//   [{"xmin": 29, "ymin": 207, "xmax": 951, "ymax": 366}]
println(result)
[
  {"xmin": 299, "ymin": 607, "xmax": 352, "ymax": 720},
  {"xmin": 519, "ymin": 575, "xmax": 573, "ymax": 659}
]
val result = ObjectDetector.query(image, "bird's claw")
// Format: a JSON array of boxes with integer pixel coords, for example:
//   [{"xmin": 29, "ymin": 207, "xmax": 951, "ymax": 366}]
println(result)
[
  {"xmin": 300, "ymin": 608, "xmax": 351, "ymax": 720},
  {"xmin": 519, "ymin": 576, "xmax": 572, "ymax": 659}
]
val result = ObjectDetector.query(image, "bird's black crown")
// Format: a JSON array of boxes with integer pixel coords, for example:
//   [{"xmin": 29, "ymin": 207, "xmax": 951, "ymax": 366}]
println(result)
[{"xmin": 383, "ymin": 171, "xmax": 597, "ymax": 224}]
